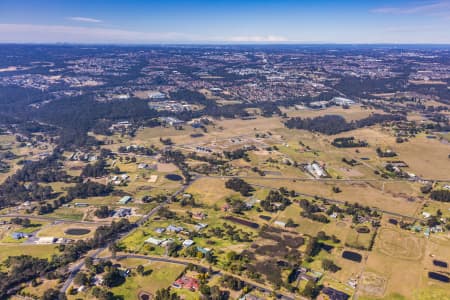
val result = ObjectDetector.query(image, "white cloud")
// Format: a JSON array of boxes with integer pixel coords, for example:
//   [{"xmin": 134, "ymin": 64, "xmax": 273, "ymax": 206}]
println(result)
[
  {"xmin": 68, "ymin": 16, "xmax": 103, "ymax": 23},
  {"xmin": 371, "ymin": 0, "xmax": 450, "ymax": 17},
  {"xmin": 0, "ymin": 23, "xmax": 196, "ymax": 43},
  {"xmin": 0, "ymin": 23, "xmax": 291, "ymax": 44}
]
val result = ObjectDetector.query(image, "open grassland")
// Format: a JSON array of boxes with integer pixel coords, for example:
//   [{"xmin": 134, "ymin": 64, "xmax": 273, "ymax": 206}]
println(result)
[
  {"xmin": 168, "ymin": 202, "xmax": 260, "ymax": 234},
  {"xmin": 345, "ymin": 226, "xmax": 376, "ymax": 250},
  {"xmin": 419, "ymin": 200, "xmax": 450, "ymax": 219},
  {"xmin": 375, "ymin": 228, "xmax": 425, "ymax": 260},
  {"xmin": 389, "ymin": 133, "xmax": 450, "ymax": 180},
  {"xmin": 360, "ymin": 226, "xmax": 450, "ymax": 300},
  {"xmin": 135, "ymin": 125, "xmax": 200, "ymax": 146},
  {"xmin": 246, "ymin": 178, "xmax": 422, "ymax": 216},
  {"xmin": 119, "ymin": 228, "xmax": 165, "ymax": 255},
  {"xmin": 0, "ymin": 244, "xmax": 58, "ymax": 262},
  {"xmin": 111, "ymin": 160, "xmax": 183, "ymax": 198},
  {"xmin": 46, "ymin": 207, "xmax": 85, "ymax": 221},
  {"xmin": 270, "ymin": 127, "xmax": 386, "ymax": 180},
  {"xmin": 173, "ymin": 288, "xmax": 199, "ymax": 300},
  {"xmin": 111, "ymin": 261, "xmax": 185, "ymax": 299},
  {"xmin": 280, "ymin": 105, "xmax": 385, "ymax": 122},
  {"xmin": 332, "ymin": 248, "xmax": 367, "ymax": 285},
  {"xmin": 303, "ymin": 245, "xmax": 366, "ymax": 288},
  {"xmin": 275, "ymin": 202, "xmax": 353, "ymax": 239},
  {"xmin": 22, "ymin": 279, "xmax": 59, "ymax": 298},
  {"xmin": 185, "ymin": 177, "xmax": 240, "ymax": 206},
  {"xmin": 37, "ymin": 222, "xmax": 97, "ymax": 239},
  {"xmin": 330, "ymin": 128, "xmax": 450, "ymax": 180}
]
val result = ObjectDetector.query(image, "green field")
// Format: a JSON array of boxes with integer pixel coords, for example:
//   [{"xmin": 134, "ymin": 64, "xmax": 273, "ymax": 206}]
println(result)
[
  {"xmin": 111, "ymin": 261, "xmax": 185, "ymax": 298},
  {"xmin": 0, "ymin": 244, "xmax": 59, "ymax": 262}
]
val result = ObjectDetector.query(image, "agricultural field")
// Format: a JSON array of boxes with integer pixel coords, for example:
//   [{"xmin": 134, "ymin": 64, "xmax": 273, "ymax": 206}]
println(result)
[
  {"xmin": 280, "ymin": 105, "xmax": 385, "ymax": 122},
  {"xmin": 37, "ymin": 222, "xmax": 98, "ymax": 239},
  {"xmin": 0, "ymin": 244, "xmax": 59, "ymax": 262},
  {"xmin": 111, "ymin": 260, "xmax": 185, "ymax": 299},
  {"xmin": 246, "ymin": 178, "xmax": 423, "ymax": 217},
  {"xmin": 358, "ymin": 226, "xmax": 450, "ymax": 300},
  {"xmin": 185, "ymin": 177, "xmax": 241, "ymax": 207}
]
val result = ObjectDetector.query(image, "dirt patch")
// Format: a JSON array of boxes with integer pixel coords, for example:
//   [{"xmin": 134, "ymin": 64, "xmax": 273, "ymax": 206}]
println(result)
[
  {"xmin": 338, "ymin": 167, "xmax": 363, "ymax": 177},
  {"xmin": 377, "ymin": 228, "xmax": 424, "ymax": 260},
  {"xmin": 253, "ymin": 150, "xmax": 270, "ymax": 156},
  {"xmin": 360, "ymin": 272, "xmax": 387, "ymax": 297},
  {"xmin": 156, "ymin": 163, "xmax": 178, "ymax": 172}
]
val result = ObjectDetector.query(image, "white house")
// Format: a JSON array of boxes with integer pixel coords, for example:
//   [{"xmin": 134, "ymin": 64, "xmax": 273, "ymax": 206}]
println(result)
[{"xmin": 182, "ymin": 239, "xmax": 195, "ymax": 248}]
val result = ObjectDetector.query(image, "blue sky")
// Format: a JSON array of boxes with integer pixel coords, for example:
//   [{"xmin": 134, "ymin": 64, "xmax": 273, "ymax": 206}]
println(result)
[{"xmin": 0, "ymin": 0, "xmax": 449, "ymax": 43}]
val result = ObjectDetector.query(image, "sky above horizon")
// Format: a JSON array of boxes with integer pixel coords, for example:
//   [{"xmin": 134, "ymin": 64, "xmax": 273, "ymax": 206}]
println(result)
[{"xmin": 0, "ymin": 0, "xmax": 449, "ymax": 44}]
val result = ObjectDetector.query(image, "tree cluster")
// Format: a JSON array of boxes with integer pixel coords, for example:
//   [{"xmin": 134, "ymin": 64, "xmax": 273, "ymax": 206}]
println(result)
[{"xmin": 225, "ymin": 178, "xmax": 254, "ymax": 196}]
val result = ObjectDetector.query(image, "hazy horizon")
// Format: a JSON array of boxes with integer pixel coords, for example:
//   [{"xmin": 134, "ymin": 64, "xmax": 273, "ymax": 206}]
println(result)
[{"xmin": 1, "ymin": 0, "xmax": 450, "ymax": 44}]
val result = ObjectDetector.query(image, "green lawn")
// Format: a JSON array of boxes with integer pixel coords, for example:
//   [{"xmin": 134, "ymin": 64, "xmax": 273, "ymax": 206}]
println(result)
[
  {"xmin": 111, "ymin": 261, "xmax": 185, "ymax": 298},
  {"xmin": 0, "ymin": 244, "xmax": 59, "ymax": 263},
  {"xmin": 47, "ymin": 207, "xmax": 85, "ymax": 221},
  {"xmin": 345, "ymin": 226, "xmax": 375, "ymax": 250}
]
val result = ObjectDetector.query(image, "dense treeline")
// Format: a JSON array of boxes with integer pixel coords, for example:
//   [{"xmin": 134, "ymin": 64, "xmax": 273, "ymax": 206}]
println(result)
[
  {"xmin": 332, "ymin": 137, "xmax": 368, "ymax": 148},
  {"xmin": 284, "ymin": 114, "xmax": 405, "ymax": 135},
  {"xmin": 0, "ymin": 87, "xmax": 45, "ymax": 116},
  {"xmin": 0, "ymin": 180, "xmax": 55, "ymax": 207},
  {"xmin": 223, "ymin": 146, "xmax": 256, "ymax": 161},
  {"xmin": 225, "ymin": 178, "xmax": 254, "ymax": 196},
  {"xmin": 94, "ymin": 205, "xmax": 113, "ymax": 218},
  {"xmin": 0, "ymin": 255, "xmax": 52, "ymax": 298},
  {"xmin": 0, "ymin": 160, "xmax": 10, "ymax": 173},
  {"xmin": 66, "ymin": 181, "xmax": 113, "ymax": 201},
  {"xmin": 2, "ymin": 86, "xmax": 284, "ymax": 150},
  {"xmin": 118, "ymin": 145, "xmax": 156, "ymax": 156},
  {"xmin": 335, "ymin": 76, "xmax": 408, "ymax": 98},
  {"xmin": 161, "ymin": 149, "xmax": 191, "ymax": 183},
  {"xmin": 430, "ymin": 190, "xmax": 450, "ymax": 202},
  {"xmin": 260, "ymin": 190, "xmax": 291, "ymax": 212},
  {"xmin": 81, "ymin": 159, "xmax": 109, "ymax": 178},
  {"xmin": 299, "ymin": 199, "xmax": 330, "ymax": 223},
  {"xmin": 11, "ymin": 152, "xmax": 70, "ymax": 183},
  {"xmin": 33, "ymin": 95, "xmax": 160, "ymax": 149}
]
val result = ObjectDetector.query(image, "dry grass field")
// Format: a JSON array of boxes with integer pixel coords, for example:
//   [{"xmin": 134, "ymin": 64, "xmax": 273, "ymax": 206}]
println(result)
[
  {"xmin": 246, "ymin": 178, "xmax": 423, "ymax": 216},
  {"xmin": 185, "ymin": 177, "xmax": 240, "ymax": 206},
  {"xmin": 280, "ymin": 105, "xmax": 385, "ymax": 122},
  {"xmin": 111, "ymin": 260, "xmax": 185, "ymax": 298},
  {"xmin": 359, "ymin": 226, "xmax": 450, "ymax": 300},
  {"xmin": 376, "ymin": 228, "xmax": 425, "ymax": 260},
  {"xmin": 0, "ymin": 244, "xmax": 58, "ymax": 262},
  {"xmin": 37, "ymin": 222, "xmax": 98, "ymax": 239},
  {"xmin": 388, "ymin": 134, "xmax": 450, "ymax": 180}
]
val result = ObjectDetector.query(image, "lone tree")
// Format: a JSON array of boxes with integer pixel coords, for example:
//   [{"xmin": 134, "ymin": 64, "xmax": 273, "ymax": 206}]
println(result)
[
  {"xmin": 322, "ymin": 259, "xmax": 340, "ymax": 272},
  {"xmin": 109, "ymin": 243, "xmax": 120, "ymax": 259},
  {"xmin": 136, "ymin": 264, "xmax": 145, "ymax": 275}
]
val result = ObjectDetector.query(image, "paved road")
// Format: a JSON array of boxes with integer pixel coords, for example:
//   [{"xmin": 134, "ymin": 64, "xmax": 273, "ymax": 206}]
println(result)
[
  {"xmin": 194, "ymin": 173, "xmax": 424, "ymax": 221},
  {"xmin": 60, "ymin": 180, "xmax": 194, "ymax": 294},
  {"xmin": 57, "ymin": 167, "xmax": 431, "ymax": 296},
  {"xmin": 249, "ymin": 181, "xmax": 423, "ymax": 222},
  {"xmin": 102, "ymin": 254, "xmax": 298, "ymax": 300},
  {"xmin": 60, "ymin": 247, "xmax": 105, "ymax": 293},
  {"xmin": 204, "ymin": 174, "xmax": 450, "ymax": 183}
]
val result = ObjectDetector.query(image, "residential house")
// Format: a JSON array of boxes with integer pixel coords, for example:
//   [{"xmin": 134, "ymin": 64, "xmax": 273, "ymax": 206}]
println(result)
[
  {"xmin": 182, "ymin": 239, "xmax": 195, "ymax": 248},
  {"xmin": 118, "ymin": 196, "xmax": 132, "ymax": 205}
]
